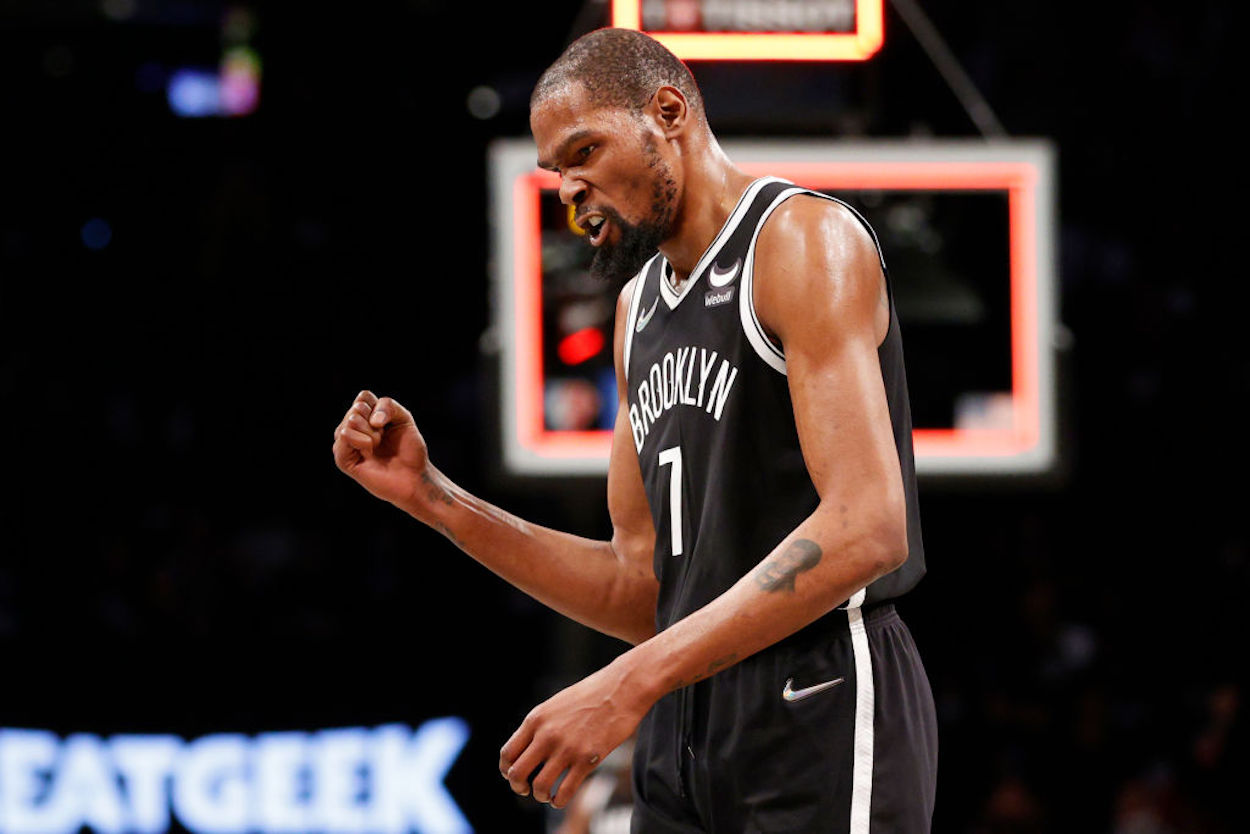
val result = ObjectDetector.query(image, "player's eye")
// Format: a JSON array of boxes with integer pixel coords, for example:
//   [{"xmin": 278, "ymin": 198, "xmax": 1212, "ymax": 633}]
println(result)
[{"xmin": 578, "ymin": 144, "xmax": 596, "ymax": 161}]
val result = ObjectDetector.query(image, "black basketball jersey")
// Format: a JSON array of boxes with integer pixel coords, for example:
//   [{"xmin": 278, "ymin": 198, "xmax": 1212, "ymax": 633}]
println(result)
[{"xmin": 622, "ymin": 176, "xmax": 925, "ymax": 635}]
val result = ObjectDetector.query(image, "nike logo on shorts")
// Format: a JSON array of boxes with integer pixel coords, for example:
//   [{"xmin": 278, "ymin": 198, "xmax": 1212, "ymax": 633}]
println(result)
[{"xmin": 782, "ymin": 676, "xmax": 845, "ymax": 702}]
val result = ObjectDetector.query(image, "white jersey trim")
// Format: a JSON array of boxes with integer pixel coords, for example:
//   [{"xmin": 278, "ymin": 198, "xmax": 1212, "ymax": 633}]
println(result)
[
  {"xmin": 622, "ymin": 255, "xmax": 660, "ymax": 383},
  {"xmin": 658, "ymin": 176, "xmax": 789, "ymax": 311},
  {"xmin": 739, "ymin": 188, "xmax": 890, "ymax": 377},
  {"xmin": 847, "ymin": 604, "xmax": 876, "ymax": 833},
  {"xmin": 739, "ymin": 186, "xmax": 806, "ymax": 376}
]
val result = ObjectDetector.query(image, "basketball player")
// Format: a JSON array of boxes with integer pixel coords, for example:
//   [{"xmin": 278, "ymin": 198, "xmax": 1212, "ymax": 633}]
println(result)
[{"xmin": 333, "ymin": 28, "xmax": 937, "ymax": 833}]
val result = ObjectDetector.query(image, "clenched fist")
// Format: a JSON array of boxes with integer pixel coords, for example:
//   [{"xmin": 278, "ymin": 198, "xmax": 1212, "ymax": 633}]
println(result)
[{"xmin": 332, "ymin": 390, "xmax": 432, "ymax": 514}]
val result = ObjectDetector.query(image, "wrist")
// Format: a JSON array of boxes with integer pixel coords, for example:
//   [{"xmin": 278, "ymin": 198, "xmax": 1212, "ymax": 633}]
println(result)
[
  {"xmin": 610, "ymin": 641, "xmax": 671, "ymax": 710},
  {"xmin": 615, "ymin": 614, "xmax": 744, "ymax": 701},
  {"xmin": 397, "ymin": 464, "xmax": 452, "ymax": 524}
]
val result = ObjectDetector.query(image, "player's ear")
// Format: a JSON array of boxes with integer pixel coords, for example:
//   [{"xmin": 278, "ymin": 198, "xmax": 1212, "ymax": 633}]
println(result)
[{"xmin": 647, "ymin": 86, "xmax": 690, "ymax": 137}]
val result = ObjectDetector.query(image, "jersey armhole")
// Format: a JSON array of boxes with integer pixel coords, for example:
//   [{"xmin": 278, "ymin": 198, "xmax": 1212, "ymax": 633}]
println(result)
[
  {"xmin": 739, "ymin": 190, "xmax": 894, "ymax": 374},
  {"xmin": 738, "ymin": 187, "xmax": 806, "ymax": 376},
  {"xmin": 622, "ymin": 255, "xmax": 659, "ymax": 384}
]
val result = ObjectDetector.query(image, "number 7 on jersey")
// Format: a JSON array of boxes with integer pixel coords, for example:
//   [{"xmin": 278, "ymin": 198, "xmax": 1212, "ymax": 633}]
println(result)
[{"xmin": 658, "ymin": 446, "xmax": 683, "ymax": 556}]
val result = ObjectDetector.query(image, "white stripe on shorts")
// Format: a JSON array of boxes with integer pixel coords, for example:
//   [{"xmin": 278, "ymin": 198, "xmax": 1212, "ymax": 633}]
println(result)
[{"xmin": 847, "ymin": 601, "xmax": 875, "ymax": 832}]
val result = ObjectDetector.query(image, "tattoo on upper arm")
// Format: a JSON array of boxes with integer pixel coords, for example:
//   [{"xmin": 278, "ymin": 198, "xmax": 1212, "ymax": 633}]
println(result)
[{"xmin": 755, "ymin": 539, "xmax": 823, "ymax": 593}]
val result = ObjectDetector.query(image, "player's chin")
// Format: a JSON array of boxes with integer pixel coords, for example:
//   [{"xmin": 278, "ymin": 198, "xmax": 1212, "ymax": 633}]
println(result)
[
  {"xmin": 589, "ymin": 228, "xmax": 660, "ymax": 287},
  {"xmin": 589, "ymin": 244, "xmax": 636, "ymax": 286}
]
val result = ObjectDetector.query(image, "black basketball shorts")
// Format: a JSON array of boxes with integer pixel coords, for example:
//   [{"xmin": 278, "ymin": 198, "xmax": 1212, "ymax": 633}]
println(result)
[{"xmin": 629, "ymin": 603, "xmax": 938, "ymax": 833}]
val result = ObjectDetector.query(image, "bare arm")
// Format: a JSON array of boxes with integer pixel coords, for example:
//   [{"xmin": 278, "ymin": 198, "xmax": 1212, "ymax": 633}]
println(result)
[
  {"xmin": 332, "ymin": 280, "xmax": 658, "ymax": 645},
  {"xmin": 498, "ymin": 196, "xmax": 909, "ymax": 807}
]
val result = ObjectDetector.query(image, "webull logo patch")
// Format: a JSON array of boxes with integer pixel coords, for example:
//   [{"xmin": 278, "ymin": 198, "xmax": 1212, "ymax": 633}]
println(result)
[{"xmin": 704, "ymin": 286, "xmax": 735, "ymax": 308}]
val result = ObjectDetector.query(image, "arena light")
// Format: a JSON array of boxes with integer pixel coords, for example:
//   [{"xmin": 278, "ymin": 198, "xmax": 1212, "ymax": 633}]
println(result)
[
  {"xmin": 558, "ymin": 327, "xmax": 608, "ymax": 366},
  {"xmin": 611, "ymin": 0, "xmax": 885, "ymax": 62},
  {"xmin": 490, "ymin": 139, "xmax": 1058, "ymax": 477},
  {"xmin": 164, "ymin": 7, "xmax": 261, "ymax": 118},
  {"xmin": 167, "ymin": 69, "xmax": 222, "ymax": 118}
]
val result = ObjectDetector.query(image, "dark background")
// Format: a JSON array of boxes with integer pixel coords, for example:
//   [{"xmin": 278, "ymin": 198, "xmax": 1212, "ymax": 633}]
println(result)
[{"xmin": 1, "ymin": 1, "xmax": 1245, "ymax": 831}]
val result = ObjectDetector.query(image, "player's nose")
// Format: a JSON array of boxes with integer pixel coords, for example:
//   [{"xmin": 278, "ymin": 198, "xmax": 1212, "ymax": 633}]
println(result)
[{"xmin": 558, "ymin": 176, "xmax": 587, "ymax": 208}]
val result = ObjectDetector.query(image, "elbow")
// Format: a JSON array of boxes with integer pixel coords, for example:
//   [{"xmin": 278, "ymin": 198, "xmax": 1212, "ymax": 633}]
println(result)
[
  {"xmin": 870, "ymin": 501, "xmax": 910, "ymax": 576},
  {"xmin": 835, "ymin": 492, "xmax": 908, "ymax": 579},
  {"xmin": 615, "ymin": 598, "xmax": 658, "ymax": 646},
  {"xmin": 605, "ymin": 536, "xmax": 660, "ymax": 645},
  {"xmin": 598, "ymin": 585, "xmax": 657, "ymax": 646},
  {"xmin": 877, "ymin": 525, "xmax": 909, "ymax": 574},
  {"xmin": 876, "ymin": 477, "xmax": 910, "ymax": 574},
  {"xmin": 623, "ymin": 621, "xmax": 658, "ymax": 646},
  {"xmin": 859, "ymin": 520, "xmax": 907, "ymax": 583}
]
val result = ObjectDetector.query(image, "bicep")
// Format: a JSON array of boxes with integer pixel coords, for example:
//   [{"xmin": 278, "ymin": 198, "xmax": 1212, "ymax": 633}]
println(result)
[
  {"xmin": 756, "ymin": 199, "xmax": 905, "ymax": 520},
  {"xmin": 607, "ymin": 400, "xmax": 656, "ymax": 569},
  {"xmin": 608, "ymin": 279, "xmax": 657, "ymax": 584},
  {"xmin": 785, "ymin": 333, "xmax": 903, "ymax": 511}
]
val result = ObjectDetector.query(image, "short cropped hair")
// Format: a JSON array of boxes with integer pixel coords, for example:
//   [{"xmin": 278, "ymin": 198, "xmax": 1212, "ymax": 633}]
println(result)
[{"xmin": 531, "ymin": 28, "xmax": 704, "ymax": 119}]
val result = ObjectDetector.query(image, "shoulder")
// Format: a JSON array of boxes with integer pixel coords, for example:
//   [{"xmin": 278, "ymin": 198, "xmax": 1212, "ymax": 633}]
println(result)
[
  {"xmin": 754, "ymin": 193, "xmax": 884, "ymax": 344},
  {"xmin": 756, "ymin": 192, "xmax": 879, "ymax": 277}
]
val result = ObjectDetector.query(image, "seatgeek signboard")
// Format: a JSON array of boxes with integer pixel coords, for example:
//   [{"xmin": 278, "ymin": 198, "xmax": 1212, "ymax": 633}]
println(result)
[{"xmin": 0, "ymin": 721, "xmax": 471, "ymax": 834}]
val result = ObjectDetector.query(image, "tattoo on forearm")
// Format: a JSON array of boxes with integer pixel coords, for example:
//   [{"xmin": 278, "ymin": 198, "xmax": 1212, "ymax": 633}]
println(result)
[
  {"xmin": 755, "ymin": 539, "xmax": 822, "ymax": 593},
  {"xmin": 420, "ymin": 470, "xmax": 455, "ymax": 506},
  {"xmin": 434, "ymin": 522, "xmax": 462, "ymax": 547},
  {"xmin": 706, "ymin": 653, "xmax": 738, "ymax": 676},
  {"xmin": 671, "ymin": 653, "xmax": 739, "ymax": 690}
]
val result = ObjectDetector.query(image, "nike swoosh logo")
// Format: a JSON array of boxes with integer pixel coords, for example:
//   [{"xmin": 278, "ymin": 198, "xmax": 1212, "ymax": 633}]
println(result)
[
  {"xmin": 635, "ymin": 295, "xmax": 659, "ymax": 333},
  {"xmin": 782, "ymin": 676, "xmax": 845, "ymax": 702},
  {"xmin": 707, "ymin": 260, "xmax": 741, "ymax": 288}
]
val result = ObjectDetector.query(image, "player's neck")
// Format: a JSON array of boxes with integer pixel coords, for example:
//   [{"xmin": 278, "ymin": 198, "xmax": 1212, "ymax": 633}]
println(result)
[{"xmin": 660, "ymin": 149, "xmax": 754, "ymax": 288}]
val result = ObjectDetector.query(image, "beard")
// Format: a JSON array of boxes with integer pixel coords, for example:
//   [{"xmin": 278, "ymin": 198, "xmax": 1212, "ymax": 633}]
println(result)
[
  {"xmin": 588, "ymin": 145, "xmax": 677, "ymax": 288},
  {"xmin": 588, "ymin": 207, "xmax": 668, "ymax": 287}
]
